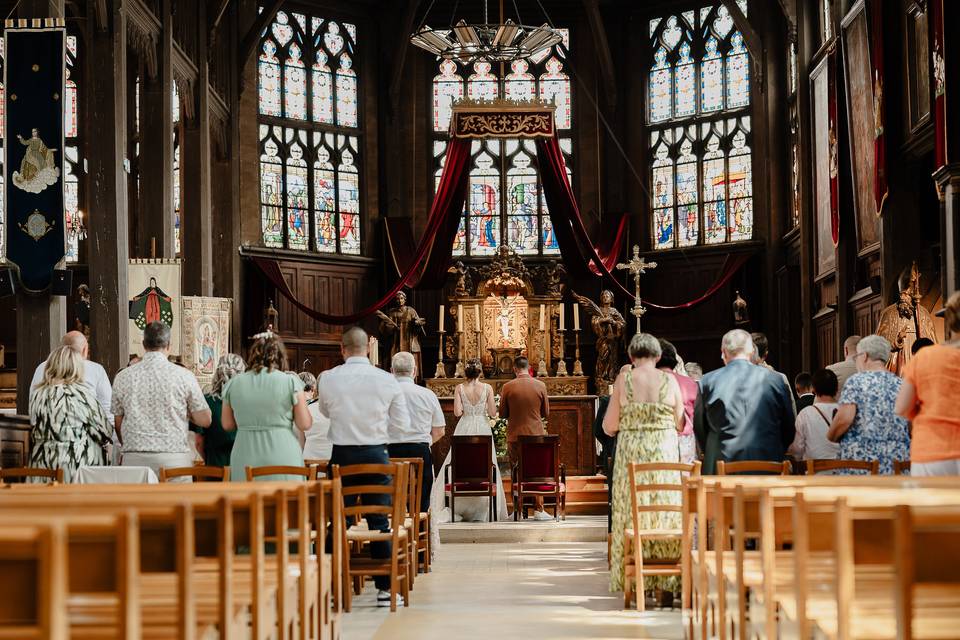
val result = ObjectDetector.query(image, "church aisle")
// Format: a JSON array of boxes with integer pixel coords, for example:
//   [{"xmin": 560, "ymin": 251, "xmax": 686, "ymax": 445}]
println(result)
[{"xmin": 342, "ymin": 542, "xmax": 682, "ymax": 640}]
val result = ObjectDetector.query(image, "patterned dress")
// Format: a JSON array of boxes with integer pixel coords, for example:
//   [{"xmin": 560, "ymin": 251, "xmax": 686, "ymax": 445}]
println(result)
[
  {"xmin": 29, "ymin": 383, "xmax": 112, "ymax": 482},
  {"xmin": 836, "ymin": 370, "xmax": 910, "ymax": 475},
  {"xmin": 609, "ymin": 372, "xmax": 681, "ymax": 593}
]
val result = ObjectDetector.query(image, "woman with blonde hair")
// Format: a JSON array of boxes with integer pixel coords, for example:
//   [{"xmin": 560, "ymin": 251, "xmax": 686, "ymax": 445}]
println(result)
[
  {"xmin": 28, "ymin": 345, "xmax": 112, "ymax": 481},
  {"xmin": 221, "ymin": 333, "xmax": 312, "ymax": 481},
  {"xmin": 190, "ymin": 354, "xmax": 246, "ymax": 467}
]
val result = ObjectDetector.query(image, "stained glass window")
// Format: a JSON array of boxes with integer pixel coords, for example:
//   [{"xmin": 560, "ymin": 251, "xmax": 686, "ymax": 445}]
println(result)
[
  {"xmin": 257, "ymin": 10, "xmax": 362, "ymax": 253},
  {"xmin": 434, "ymin": 30, "xmax": 572, "ymax": 256},
  {"xmin": 647, "ymin": 4, "xmax": 753, "ymax": 248}
]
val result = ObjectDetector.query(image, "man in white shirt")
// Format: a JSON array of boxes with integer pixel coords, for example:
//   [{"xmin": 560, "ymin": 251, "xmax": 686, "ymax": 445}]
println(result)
[
  {"xmin": 827, "ymin": 335, "xmax": 861, "ymax": 393},
  {"xmin": 317, "ymin": 326, "xmax": 410, "ymax": 606},
  {"xmin": 112, "ymin": 322, "xmax": 211, "ymax": 480},
  {"xmin": 388, "ymin": 351, "xmax": 445, "ymax": 512}
]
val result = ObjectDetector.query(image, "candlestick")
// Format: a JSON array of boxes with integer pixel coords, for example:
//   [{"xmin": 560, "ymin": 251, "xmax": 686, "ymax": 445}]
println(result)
[
  {"xmin": 474, "ymin": 304, "xmax": 480, "ymax": 333},
  {"xmin": 457, "ymin": 304, "xmax": 463, "ymax": 333},
  {"xmin": 556, "ymin": 328, "xmax": 569, "ymax": 376},
  {"xmin": 454, "ymin": 329, "xmax": 465, "ymax": 378},
  {"xmin": 474, "ymin": 329, "xmax": 483, "ymax": 377},
  {"xmin": 539, "ymin": 304, "xmax": 545, "ymax": 331},
  {"xmin": 434, "ymin": 330, "xmax": 447, "ymax": 378},
  {"xmin": 537, "ymin": 329, "xmax": 548, "ymax": 377},
  {"xmin": 574, "ymin": 304, "xmax": 580, "ymax": 331},
  {"xmin": 558, "ymin": 303, "xmax": 565, "ymax": 331},
  {"xmin": 573, "ymin": 330, "xmax": 584, "ymax": 376}
]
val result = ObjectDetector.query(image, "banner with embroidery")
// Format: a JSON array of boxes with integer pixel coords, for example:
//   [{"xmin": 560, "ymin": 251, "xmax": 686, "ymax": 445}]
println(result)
[
  {"xmin": 450, "ymin": 99, "xmax": 556, "ymax": 139},
  {"xmin": 3, "ymin": 23, "xmax": 66, "ymax": 291}
]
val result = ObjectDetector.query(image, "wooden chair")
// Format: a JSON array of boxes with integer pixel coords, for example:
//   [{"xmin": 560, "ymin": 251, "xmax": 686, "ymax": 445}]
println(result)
[
  {"xmin": 245, "ymin": 465, "xmax": 318, "ymax": 481},
  {"xmin": 390, "ymin": 456, "xmax": 430, "ymax": 575},
  {"xmin": 716, "ymin": 460, "xmax": 791, "ymax": 476},
  {"xmin": 447, "ymin": 435, "xmax": 499, "ymax": 522},
  {"xmin": 332, "ymin": 462, "xmax": 410, "ymax": 612},
  {"xmin": 0, "ymin": 523, "xmax": 67, "ymax": 639},
  {"xmin": 158, "ymin": 465, "xmax": 230, "ymax": 482},
  {"xmin": 0, "ymin": 467, "xmax": 64, "ymax": 484},
  {"xmin": 623, "ymin": 461, "xmax": 700, "ymax": 611},
  {"xmin": 304, "ymin": 459, "xmax": 330, "ymax": 478},
  {"xmin": 804, "ymin": 459, "xmax": 879, "ymax": 475},
  {"xmin": 511, "ymin": 434, "xmax": 566, "ymax": 521},
  {"xmin": 894, "ymin": 459, "xmax": 912, "ymax": 475}
]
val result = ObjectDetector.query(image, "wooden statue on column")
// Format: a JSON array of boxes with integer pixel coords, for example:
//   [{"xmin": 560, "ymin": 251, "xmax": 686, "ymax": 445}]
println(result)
[
  {"xmin": 573, "ymin": 289, "xmax": 626, "ymax": 393},
  {"xmin": 876, "ymin": 262, "xmax": 938, "ymax": 375},
  {"xmin": 377, "ymin": 291, "xmax": 426, "ymax": 381}
]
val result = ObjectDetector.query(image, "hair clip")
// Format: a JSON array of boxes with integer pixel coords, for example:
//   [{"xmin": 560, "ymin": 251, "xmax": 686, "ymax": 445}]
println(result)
[{"xmin": 251, "ymin": 330, "xmax": 274, "ymax": 341}]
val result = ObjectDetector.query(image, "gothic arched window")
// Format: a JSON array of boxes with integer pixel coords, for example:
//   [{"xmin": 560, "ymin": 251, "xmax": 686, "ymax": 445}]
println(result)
[
  {"xmin": 648, "ymin": 3, "xmax": 754, "ymax": 250},
  {"xmin": 433, "ymin": 30, "xmax": 572, "ymax": 257},
  {"xmin": 257, "ymin": 10, "xmax": 362, "ymax": 254}
]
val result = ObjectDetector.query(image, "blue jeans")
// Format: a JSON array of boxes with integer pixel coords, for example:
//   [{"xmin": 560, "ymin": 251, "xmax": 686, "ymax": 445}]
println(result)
[{"xmin": 331, "ymin": 444, "xmax": 392, "ymax": 591}]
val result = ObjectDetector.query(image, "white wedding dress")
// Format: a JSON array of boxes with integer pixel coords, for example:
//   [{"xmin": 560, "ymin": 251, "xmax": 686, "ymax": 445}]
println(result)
[{"xmin": 430, "ymin": 384, "xmax": 509, "ymax": 523}]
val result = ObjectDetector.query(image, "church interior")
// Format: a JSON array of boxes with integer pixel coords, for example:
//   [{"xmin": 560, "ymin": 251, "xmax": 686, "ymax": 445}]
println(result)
[{"xmin": 1, "ymin": 0, "xmax": 959, "ymax": 638}]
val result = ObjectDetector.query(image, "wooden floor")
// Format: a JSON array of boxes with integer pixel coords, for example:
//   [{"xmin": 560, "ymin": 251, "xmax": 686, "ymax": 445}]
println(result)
[{"xmin": 341, "ymin": 542, "xmax": 682, "ymax": 640}]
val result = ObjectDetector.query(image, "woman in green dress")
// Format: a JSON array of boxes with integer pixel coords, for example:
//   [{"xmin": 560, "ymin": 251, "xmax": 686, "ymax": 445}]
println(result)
[
  {"xmin": 603, "ymin": 333, "xmax": 685, "ymax": 596},
  {"xmin": 191, "ymin": 354, "xmax": 246, "ymax": 467},
  {"xmin": 222, "ymin": 333, "xmax": 312, "ymax": 481}
]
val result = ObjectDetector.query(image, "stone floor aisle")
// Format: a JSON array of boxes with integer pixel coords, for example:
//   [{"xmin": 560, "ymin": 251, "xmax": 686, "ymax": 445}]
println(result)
[{"xmin": 341, "ymin": 542, "xmax": 683, "ymax": 640}]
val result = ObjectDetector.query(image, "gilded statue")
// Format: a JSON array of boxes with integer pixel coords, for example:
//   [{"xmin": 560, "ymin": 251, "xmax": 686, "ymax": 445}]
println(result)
[
  {"xmin": 377, "ymin": 291, "xmax": 426, "ymax": 379},
  {"xmin": 876, "ymin": 263, "xmax": 938, "ymax": 376},
  {"xmin": 573, "ymin": 289, "xmax": 626, "ymax": 393}
]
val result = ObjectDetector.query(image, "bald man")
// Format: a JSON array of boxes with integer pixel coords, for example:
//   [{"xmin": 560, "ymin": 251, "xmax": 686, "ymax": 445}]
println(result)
[{"xmin": 30, "ymin": 331, "xmax": 113, "ymax": 423}]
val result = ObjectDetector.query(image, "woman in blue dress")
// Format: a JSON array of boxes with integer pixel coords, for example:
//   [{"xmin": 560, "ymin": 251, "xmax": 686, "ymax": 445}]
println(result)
[{"xmin": 827, "ymin": 335, "xmax": 910, "ymax": 474}]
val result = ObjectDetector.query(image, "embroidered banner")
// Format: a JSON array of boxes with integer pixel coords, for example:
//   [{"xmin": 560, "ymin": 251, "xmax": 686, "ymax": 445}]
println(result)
[
  {"xmin": 450, "ymin": 100, "xmax": 555, "ymax": 139},
  {"xmin": 181, "ymin": 296, "xmax": 232, "ymax": 390},
  {"xmin": 828, "ymin": 48, "xmax": 840, "ymax": 247},
  {"xmin": 932, "ymin": 0, "xmax": 947, "ymax": 170},
  {"xmin": 3, "ymin": 22, "xmax": 66, "ymax": 291},
  {"xmin": 870, "ymin": 0, "xmax": 888, "ymax": 216},
  {"xmin": 128, "ymin": 259, "xmax": 182, "ymax": 357}
]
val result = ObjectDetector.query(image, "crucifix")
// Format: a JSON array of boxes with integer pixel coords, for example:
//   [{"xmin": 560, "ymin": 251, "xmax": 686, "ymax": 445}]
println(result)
[{"xmin": 616, "ymin": 245, "xmax": 657, "ymax": 333}]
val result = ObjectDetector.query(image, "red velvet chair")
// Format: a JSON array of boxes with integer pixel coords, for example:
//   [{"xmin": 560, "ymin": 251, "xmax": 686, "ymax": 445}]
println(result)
[
  {"xmin": 446, "ymin": 435, "xmax": 499, "ymax": 522},
  {"xmin": 511, "ymin": 435, "xmax": 565, "ymax": 521}
]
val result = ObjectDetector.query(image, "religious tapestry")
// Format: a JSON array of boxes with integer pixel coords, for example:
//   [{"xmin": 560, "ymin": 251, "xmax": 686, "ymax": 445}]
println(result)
[
  {"xmin": 181, "ymin": 297, "xmax": 231, "ymax": 389},
  {"xmin": 128, "ymin": 259, "xmax": 182, "ymax": 356},
  {"xmin": 811, "ymin": 54, "xmax": 837, "ymax": 277},
  {"xmin": 842, "ymin": 3, "xmax": 881, "ymax": 252},
  {"xmin": 931, "ymin": 0, "xmax": 947, "ymax": 170},
  {"xmin": 3, "ymin": 22, "xmax": 66, "ymax": 291}
]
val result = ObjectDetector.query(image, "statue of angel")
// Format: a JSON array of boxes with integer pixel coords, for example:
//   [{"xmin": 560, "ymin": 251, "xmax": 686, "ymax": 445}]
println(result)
[{"xmin": 573, "ymin": 289, "xmax": 626, "ymax": 393}]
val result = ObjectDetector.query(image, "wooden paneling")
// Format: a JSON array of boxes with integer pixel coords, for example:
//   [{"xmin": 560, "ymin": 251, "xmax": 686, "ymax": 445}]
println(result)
[
  {"xmin": 0, "ymin": 415, "xmax": 31, "ymax": 469},
  {"xmin": 850, "ymin": 292, "xmax": 883, "ymax": 338},
  {"xmin": 814, "ymin": 310, "xmax": 839, "ymax": 369}
]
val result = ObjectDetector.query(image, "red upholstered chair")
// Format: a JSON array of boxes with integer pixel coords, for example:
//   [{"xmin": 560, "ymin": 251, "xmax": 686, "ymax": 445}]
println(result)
[
  {"xmin": 511, "ymin": 435, "xmax": 565, "ymax": 521},
  {"xmin": 446, "ymin": 435, "xmax": 499, "ymax": 522}
]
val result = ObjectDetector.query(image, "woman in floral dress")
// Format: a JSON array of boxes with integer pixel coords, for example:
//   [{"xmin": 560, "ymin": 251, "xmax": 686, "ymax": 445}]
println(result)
[
  {"xmin": 603, "ymin": 334, "xmax": 685, "ymax": 594},
  {"xmin": 29, "ymin": 346, "xmax": 112, "ymax": 482},
  {"xmin": 827, "ymin": 335, "xmax": 910, "ymax": 474}
]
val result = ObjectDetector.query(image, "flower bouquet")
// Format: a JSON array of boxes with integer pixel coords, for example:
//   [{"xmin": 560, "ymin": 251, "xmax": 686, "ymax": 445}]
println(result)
[{"xmin": 489, "ymin": 416, "xmax": 508, "ymax": 459}]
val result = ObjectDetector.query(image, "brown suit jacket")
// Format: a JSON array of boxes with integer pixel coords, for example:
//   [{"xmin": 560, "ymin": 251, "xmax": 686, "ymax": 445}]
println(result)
[{"xmin": 498, "ymin": 374, "xmax": 549, "ymax": 442}]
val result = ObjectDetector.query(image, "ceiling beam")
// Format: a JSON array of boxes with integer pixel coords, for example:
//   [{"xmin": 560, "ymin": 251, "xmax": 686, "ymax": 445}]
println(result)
[
  {"xmin": 582, "ymin": 0, "xmax": 617, "ymax": 107},
  {"xmin": 389, "ymin": 0, "xmax": 421, "ymax": 113},
  {"xmin": 238, "ymin": 0, "xmax": 284, "ymax": 73}
]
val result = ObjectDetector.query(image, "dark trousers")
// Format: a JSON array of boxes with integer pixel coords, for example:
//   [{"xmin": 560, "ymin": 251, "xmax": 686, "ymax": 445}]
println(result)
[
  {"xmin": 331, "ymin": 444, "xmax": 392, "ymax": 591},
  {"xmin": 387, "ymin": 442, "xmax": 434, "ymax": 513}
]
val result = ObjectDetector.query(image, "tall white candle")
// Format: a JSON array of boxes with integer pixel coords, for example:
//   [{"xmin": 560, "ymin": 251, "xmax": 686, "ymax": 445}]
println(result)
[
  {"xmin": 574, "ymin": 305, "xmax": 580, "ymax": 331},
  {"xmin": 439, "ymin": 305, "xmax": 445, "ymax": 333},
  {"xmin": 474, "ymin": 304, "xmax": 481, "ymax": 332},
  {"xmin": 457, "ymin": 304, "xmax": 463, "ymax": 333},
  {"xmin": 539, "ymin": 304, "xmax": 545, "ymax": 331},
  {"xmin": 559, "ymin": 303, "xmax": 565, "ymax": 331}
]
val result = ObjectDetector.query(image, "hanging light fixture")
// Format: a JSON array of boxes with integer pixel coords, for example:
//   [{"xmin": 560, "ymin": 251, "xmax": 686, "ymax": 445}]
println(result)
[
  {"xmin": 68, "ymin": 209, "xmax": 88, "ymax": 242},
  {"xmin": 411, "ymin": 0, "xmax": 563, "ymax": 64}
]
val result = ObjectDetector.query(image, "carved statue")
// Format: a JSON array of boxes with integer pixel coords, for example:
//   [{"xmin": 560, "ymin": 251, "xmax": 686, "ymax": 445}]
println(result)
[
  {"xmin": 534, "ymin": 259, "xmax": 567, "ymax": 296},
  {"xmin": 377, "ymin": 291, "xmax": 427, "ymax": 380},
  {"xmin": 573, "ymin": 289, "xmax": 627, "ymax": 393},
  {"xmin": 453, "ymin": 261, "xmax": 473, "ymax": 296},
  {"xmin": 876, "ymin": 263, "xmax": 938, "ymax": 376},
  {"xmin": 263, "ymin": 299, "xmax": 279, "ymax": 332},
  {"xmin": 733, "ymin": 290, "xmax": 750, "ymax": 326}
]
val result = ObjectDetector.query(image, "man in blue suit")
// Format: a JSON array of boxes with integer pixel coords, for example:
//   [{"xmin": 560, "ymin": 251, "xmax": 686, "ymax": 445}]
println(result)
[{"xmin": 694, "ymin": 329, "xmax": 796, "ymax": 474}]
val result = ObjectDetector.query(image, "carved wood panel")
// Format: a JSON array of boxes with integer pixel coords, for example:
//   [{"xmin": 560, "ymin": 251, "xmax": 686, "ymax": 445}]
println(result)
[
  {"xmin": 814, "ymin": 311, "xmax": 839, "ymax": 369},
  {"xmin": 0, "ymin": 416, "xmax": 31, "ymax": 469},
  {"xmin": 851, "ymin": 293, "xmax": 883, "ymax": 338}
]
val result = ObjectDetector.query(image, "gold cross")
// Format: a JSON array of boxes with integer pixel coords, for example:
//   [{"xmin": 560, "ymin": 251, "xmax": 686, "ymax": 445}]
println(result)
[{"xmin": 616, "ymin": 245, "xmax": 657, "ymax": 333}]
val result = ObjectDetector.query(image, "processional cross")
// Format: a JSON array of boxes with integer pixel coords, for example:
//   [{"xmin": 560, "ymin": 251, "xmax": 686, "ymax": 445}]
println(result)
[{"xmin": 616, "ymin": 245, "xmax": 657, "ymax": 333}]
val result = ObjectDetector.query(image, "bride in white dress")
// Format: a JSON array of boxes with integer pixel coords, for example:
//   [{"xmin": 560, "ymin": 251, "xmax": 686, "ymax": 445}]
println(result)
[{"xmin": 430, "ymin": 361, "xmax": 509, "ymax": 523}]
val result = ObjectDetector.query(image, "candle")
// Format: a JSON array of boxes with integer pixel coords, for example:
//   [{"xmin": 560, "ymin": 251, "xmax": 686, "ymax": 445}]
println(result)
[
  {"xmin": 474, "ymin": 304, "xmax": 480, "ymax": 332},
  {"xmin": 574, "ymin": 305, "xmax": 580, "ymax": 331},
  {"xmin": 539, "ymin": 304, "xmax": 545, "ymax": 331},
  {"xmin": 439, "ymin": 305, "xmax": 445, "ymax": 333},
  {"xmin": 559, "ymin": 303, "xmax": 565, "ymax": 331},
  {"xmin": 457, "ymin": 304, "xmax": 463, "ymax": 333}
]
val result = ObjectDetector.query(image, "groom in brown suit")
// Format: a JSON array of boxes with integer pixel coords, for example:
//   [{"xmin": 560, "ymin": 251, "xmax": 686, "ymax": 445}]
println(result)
[{"xmin": 499, "ymin": 356, "xmax": 550, "ymax": 518}]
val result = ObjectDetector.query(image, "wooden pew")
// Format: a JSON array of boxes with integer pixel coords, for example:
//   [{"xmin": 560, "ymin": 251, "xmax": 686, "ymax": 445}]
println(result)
[{"xmin": 0, "ymin": 522, "xmax": 67, "ymax": 640}]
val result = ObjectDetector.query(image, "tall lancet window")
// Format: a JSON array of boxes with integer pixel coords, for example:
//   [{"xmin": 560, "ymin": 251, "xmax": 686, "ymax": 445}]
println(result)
[
  {"xmin": 433, "ymin": 30, "xmax": 573, "ymax": 257},
  {"xmin": 647, "ymin": 3, "xmax": 754, "ymax": 250},
  {"xmin": 257, "ymin": 10, "xmax": 361, "ymax": 254}
]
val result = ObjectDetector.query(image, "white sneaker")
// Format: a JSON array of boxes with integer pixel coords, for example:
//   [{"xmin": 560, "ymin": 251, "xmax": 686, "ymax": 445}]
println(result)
[
  {"xmin": 377, "ymin": 590, "xmax": 404, "ymax": 607},
  {"xmin": 533, "ymin": 510, "xmax": 554, "ymax": 521}
]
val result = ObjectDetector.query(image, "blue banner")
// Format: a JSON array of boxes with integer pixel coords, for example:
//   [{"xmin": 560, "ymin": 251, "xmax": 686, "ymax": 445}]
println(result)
[{"xmin": 4, "ymin": 25, "xmax": 65, "ymax": 292}]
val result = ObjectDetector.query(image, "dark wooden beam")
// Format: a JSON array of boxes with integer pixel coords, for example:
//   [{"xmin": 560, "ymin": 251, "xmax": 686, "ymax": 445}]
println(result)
[
  {"xmin": 237, "ymin": 0, "xmax": 284, "ymax": 75},
  {"xmin": 87, "ymin": 0, "xmax": 130, "ymax": 376},
  {"xmin": 582, "ymin": 0, "xmax": 617, "ymax": 108},
  {"xmin": 389, "ymin": 0, "xmax": 421, "ymax": 113},
  {"xmin": 208, "ymin": 0, "xmax": 231, "ymax": 47}
]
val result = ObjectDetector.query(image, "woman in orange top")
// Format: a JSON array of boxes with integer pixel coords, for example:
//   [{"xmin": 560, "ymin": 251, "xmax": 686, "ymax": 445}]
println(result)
[{"xmin": 895, "ymin": 291, "xmax": 960, "ymax": 476}]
